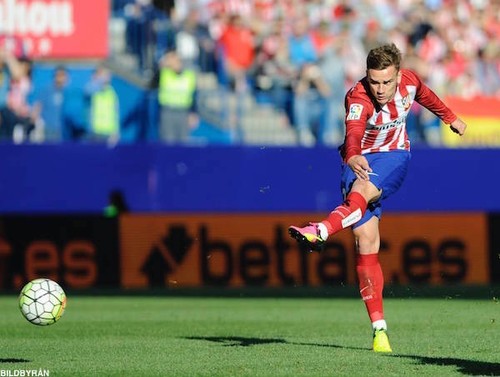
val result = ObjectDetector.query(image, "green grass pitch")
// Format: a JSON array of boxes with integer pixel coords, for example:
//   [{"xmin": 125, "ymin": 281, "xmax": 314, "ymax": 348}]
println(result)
[{"xmin": 0, "ymin": 295, "xmax": 498, "ymax": 376}]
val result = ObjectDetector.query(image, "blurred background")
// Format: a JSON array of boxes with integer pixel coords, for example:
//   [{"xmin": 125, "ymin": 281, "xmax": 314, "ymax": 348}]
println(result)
[{"xmin": 0, "ymin": 0, "xmax": 498, "ymax": 294}]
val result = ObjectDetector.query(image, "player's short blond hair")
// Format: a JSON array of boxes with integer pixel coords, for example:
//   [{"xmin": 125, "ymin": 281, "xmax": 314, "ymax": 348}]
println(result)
[{"xmin": 366, "ymin": 43, "xmax": 402, "ymax": 71}]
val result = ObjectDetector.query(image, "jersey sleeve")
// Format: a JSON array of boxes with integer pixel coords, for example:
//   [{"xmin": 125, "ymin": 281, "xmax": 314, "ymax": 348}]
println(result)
[
  {"xmin": 341, "ymin": 93, "xmax": 372, "ymax": 162},
  {"xmin": 408, "ymin": 70, "xmax": 457, "ymax": 124}
]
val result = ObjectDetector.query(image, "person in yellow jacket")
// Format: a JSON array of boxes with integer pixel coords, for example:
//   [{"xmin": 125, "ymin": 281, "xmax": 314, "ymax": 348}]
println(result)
[
  {"xmin": 84, "ymin": 65, "xmax": 120, "ymax": 143},
  {"xmin": 156, "ymin": 51, "xmax": 198, "ymax": 144}
]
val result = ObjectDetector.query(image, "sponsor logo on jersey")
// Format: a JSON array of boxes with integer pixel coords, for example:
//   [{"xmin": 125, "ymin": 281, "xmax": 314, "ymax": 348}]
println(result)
[
  {"xmin": 347, "ymin": 104, "xmax": 363, "ymax": 120},
  {"xmin": 367, "ymin": 116, "xmax": 405, "ymax": 130}
]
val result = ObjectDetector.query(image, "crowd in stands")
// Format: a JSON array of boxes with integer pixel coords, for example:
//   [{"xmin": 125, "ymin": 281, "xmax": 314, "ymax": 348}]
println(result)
[
  {"xmin": 1, "ymin": 0, "xmax": 499, "ymax": 146},
  {"xmin": 116, "ymin": 0, "xmax": 500, "ymax": 146}
]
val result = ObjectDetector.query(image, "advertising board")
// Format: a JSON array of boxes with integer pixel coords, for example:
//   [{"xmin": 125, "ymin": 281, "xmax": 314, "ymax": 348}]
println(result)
[
  {"xmin": 0, "ymin": 0, "xmax": 109, "ymax": 58},
  {"xmin": 0, "ymin": 216, "xmax": 119, "ymax": 290},
  {"xmin": 0, "ymin": 213, "xmax": 491, "ymax": 290},
  {"xmin": 120, "ymin": 213, "xmax": 489, "ymax": 288}
]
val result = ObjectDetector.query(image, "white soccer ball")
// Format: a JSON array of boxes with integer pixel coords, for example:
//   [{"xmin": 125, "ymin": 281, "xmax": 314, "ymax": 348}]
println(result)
[{"xmin": 19, "ymin": 278, "xmax": 67, "ymax": 326}]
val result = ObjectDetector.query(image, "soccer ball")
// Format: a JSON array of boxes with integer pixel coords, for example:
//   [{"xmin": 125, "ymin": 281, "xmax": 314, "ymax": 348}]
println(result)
[{"xmin": 19, "ymin": 278, "xmax": 67, "ymax": 326}]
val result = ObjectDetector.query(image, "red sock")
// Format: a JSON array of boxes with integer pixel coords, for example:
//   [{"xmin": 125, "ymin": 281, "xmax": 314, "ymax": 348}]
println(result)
[
  {"xmin": 321, "ymin": 192, "xmax": 367, "ymax": 236},
  {"xmin": 356, "ymin": 254, "xmax": 384, "ymax": 323}
]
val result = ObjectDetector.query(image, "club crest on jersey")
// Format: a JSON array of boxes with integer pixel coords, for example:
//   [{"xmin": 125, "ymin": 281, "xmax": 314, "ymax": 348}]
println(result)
[
  {"xmin": 347, "ymin": 104, "xmax": 363, "ymax": 120},
  {"xmin": 401, "ymin": 95, "xmax": 411, "ymax": 111}
]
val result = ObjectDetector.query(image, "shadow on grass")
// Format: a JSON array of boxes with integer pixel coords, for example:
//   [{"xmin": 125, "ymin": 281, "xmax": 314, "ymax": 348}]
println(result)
[
  {"xmin": 184, "ymin": 336, "xmax": 500, "ymax": 376},
  {"xmin": 184, "ymin": 335, "xmax": 367, "ymax": 350},
  {"xmin": 0, "ymin": 359, "xmax": 30, "ymax": 363},
  {"xmin": 394, "ymin": 355, "xmax": 500, "ymax": 376},
  {"xmin": 185, "ymin": 336, "xmax": 288, "ymax": 347}
]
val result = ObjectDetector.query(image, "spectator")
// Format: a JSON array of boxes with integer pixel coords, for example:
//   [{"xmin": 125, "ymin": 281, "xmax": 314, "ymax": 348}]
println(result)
[
  {"xmin": 335, "ymin": 24, "xmax": 366, "ymax": 90},
  {"xmin": 173, "ymin": 7, "xmax": 217, "ymax": 73},
  {"xmin": 124, "ymin": 0, "xmax": 162, "ymax": 72},
  {"xmin": 287, "ymin": 14, "xmax": 331, "ymax": 146},
  {"xmin": 217, "ymin": 13, "xmax": 255, "ymax": 92},
  {"xmin": 472, "ymin": 44, "xmax": 500, "ymax": 97},
  {"xmin": 33, "ymin": 66, "xmax": 70, "ymax": 143},
  {"xmin": 151, "ymin": 0, "xmax": 176, "ymax": 66},
  {"xmin": 84, "ymin": 65, "xmax": 120, "ymax": 144},
  {"xmin": 252, "ymin": 18, "xmax": 295, "ymax": 124},
  {"xmin": 0, "ymin": 49, "xmax": 10, "ymax": 140},
  {"xmin": 61, "ymin": 83, "xmax": 88, "ymax": 142},
  {"xmin": 112, "ymin": 0, "xmax": 134, "ymax": 16},
  {"xmin": 318, "ymin": 41, "xmax": 347, "ymax": 146},
  {"xmin": 0, "ymin": 49, "xmax": 37, "ymax": 143},
  {"xmin": 0, "ymin": 51, "xmax": 8, "ymax": 106},
  {"xmin": 154, "ymin": 50, "xmax": 198, "ymax": 144},
  {"xmin": 287, "ymin": 15, "xmax": 317, "ymax": 70},
  {"xmin": 292, "ymin": 63, "xmax": 331, "ymax": 146},
  {"xmin": 310, "ymin": 20, "xmax": 335, "ymax": 59}
]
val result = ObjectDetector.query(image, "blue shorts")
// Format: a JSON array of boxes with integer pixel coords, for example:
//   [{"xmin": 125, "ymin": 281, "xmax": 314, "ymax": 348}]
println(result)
[{"xmin": 340, "ymin": 150, "xmax": 411, "ymax": 228}]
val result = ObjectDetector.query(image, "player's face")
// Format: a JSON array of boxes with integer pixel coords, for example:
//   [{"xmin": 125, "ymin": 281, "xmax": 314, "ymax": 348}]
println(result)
[{"xmin": 366, "ymin": 66, "xmax": 401, "ymax": 106}]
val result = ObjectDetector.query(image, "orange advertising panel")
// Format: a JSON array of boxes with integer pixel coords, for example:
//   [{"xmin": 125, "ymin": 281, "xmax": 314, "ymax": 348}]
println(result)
[
  {"xmin": 378, "ymin": 213, "xmax": 488, "ymax": 285},
  {"xmin": 119, "ymin": 213, "xmax": 488, "ymax": 288}
]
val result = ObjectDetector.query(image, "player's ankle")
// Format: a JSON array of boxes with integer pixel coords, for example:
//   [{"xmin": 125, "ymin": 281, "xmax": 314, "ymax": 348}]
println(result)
[
  {"xmin": 372, "ymin": 319, "xmax": 387, "ymax": 331},
  {"xmin": 317, "ymin": 222, "xmax": 329, "ymax": 240}
]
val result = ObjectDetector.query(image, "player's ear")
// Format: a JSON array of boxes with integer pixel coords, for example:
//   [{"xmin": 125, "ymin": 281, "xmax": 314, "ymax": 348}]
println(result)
[{"xmin": 396, "ymin": 70, "xmax": 402, "ymax": 84}]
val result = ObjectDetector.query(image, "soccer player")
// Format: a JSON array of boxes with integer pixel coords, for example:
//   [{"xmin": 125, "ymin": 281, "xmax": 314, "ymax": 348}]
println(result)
[{"xmin": 288, "ymin": 43, "xmax": 467, "ymax": 353}]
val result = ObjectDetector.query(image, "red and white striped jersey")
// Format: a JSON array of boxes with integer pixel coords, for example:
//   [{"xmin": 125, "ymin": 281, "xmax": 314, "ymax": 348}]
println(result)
[{"xmin": 340, "ymin": 69, "xmax": 457, "ymax": 162}]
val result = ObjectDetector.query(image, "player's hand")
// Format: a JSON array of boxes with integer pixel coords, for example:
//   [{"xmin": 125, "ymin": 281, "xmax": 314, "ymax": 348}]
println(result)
[
  {"xmin": 347, "ymin": 155, "xmax": 372, "ymax": 181},
  {"xmin": 450, "ymin": 118, "xmax": 467, "ymax": 136}
]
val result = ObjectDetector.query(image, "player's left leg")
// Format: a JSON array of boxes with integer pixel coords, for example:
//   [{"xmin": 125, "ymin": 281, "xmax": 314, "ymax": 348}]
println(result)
[
  {"xmin": 288, "ymin": 171, "xmax": 380, "ymax": 251},
  {"xmin": 353, "ymin": 216, "xmax": 392, "ymax": 352}
]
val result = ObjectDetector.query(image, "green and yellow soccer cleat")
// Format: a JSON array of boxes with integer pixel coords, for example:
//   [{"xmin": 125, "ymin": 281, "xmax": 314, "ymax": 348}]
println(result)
[{"xmin": 373, "ymin": 329, "xmax": 393, "ymax": 353}]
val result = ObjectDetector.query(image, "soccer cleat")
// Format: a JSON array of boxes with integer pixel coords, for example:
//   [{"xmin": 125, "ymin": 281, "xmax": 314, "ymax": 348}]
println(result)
[
  {"xmin": 372, "ymin": 329, "xmax": 393, "ymax": 353},
  {"xmin": 288, "ymin": 223, "xmax": 326, "ymax": 251}
]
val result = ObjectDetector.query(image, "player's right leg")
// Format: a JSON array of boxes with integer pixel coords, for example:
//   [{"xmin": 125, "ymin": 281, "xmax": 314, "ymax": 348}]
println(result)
[
  {"xmin": 373, "ymin": 329, "xmax": 392, "ymax": 353},
  {"xmin": 353, "ymin": 217, "xmax": 392, "ymax": 352}
]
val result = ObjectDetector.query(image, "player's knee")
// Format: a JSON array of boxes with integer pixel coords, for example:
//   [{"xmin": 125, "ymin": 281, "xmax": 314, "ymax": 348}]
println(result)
[
  {"xmin": 354, "ymin": 230, "xmax": 380, "ymax": 254},
  {"xmin": 352, "ymin": 180, "xmax": 381, "ymax": 202},
  {"xmin": 356, "ymin": 238, "xmax": 379, "ymax": 254}
]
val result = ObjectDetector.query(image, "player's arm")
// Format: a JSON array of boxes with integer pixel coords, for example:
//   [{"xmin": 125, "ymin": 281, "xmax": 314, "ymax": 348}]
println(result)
[
  {"xmin": 343, "ymin": 99, "xmax": 372, "ymax": 181},
  {"xmin": 347, "ymin": 155, "xmax": 372, "ymax": 181},
  {"xmin": 411, "ymin": 70, "xmax": 467, "ymax": 136},
  {"xmin": 449, "ymin": 117, "xmax": 467, "ymax": 136}
]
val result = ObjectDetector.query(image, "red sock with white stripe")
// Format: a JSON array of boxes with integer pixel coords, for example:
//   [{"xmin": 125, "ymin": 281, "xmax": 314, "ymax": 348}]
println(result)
[
  {"xmin": 356, "ymin": 254, "xmax": 385, "ymax": 328},
  {"xmin": 320, "ymin": 192, "xmax": 367, "ymax": 236}
]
